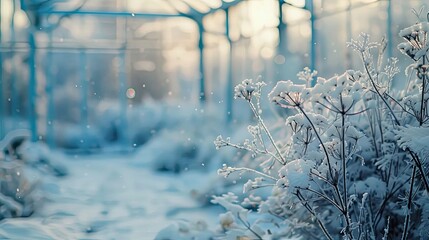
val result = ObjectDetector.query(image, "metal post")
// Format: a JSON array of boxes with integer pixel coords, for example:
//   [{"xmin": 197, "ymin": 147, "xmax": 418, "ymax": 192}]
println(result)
[
  {"xmin": 119, "ymin": 50, "xmax": 127, "ymax": 147},
  {"xmin": 386, "ymin": 0, "xmax": 393, "ymax": 58},
  {"xmin": 346, "ymin": 0, "xmax": 353, "ymax": 69},
  {"xmin": 197, "ymin": 20, "xmax": 206, "ymax": 102},
  {"xmin": 0, "ymin": 53, "xmax": 3, "ymax": 139},
  {"xmin": 28, "ymin": 32, "xmax": 37, "ymax": 141},
  {"xmin": 79, "ymin": 50, "xmax": 88, "ymax": 146},
  {"xmin": 277, "ymin": 0, "xmax": 287, "ymax": 79},
  {"xmin": 307, "ymin": 0, "xmax": 316, "ymax": 85},
  {"xmin": 0, "ymin": 0, "xmax": 3, "ymax": 139},
  {"xmin": 118, "ymin": 16, "xmax": 128, "ymax": 148},
  {"xmin": 225, "ymin": 8, "xmax": 233, "ymax": 123},
  {"xmin": 11, "ymin": 0, "xmax": 19, "ymax": 123},
  {"xmin": 45, "ymin": 31, "xmax": 54, "ymax": 147}
]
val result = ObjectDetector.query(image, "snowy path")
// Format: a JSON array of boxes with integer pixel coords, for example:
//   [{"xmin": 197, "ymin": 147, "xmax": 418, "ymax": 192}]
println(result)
[{"xmin": 0, "ymin": 155, "xmax": 220, "ymax": 239}]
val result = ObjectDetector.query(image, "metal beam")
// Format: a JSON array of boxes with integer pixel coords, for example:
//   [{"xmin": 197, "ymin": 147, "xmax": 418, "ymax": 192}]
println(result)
[
  {"xmin": 277, "ymin": 0, "xmax": 287, "ymax": 80},
  {"xmin": 118, "ymin": 49, "xmax": 128, "ymax": 147},
  {"xmin": 386, "ymin": 0, "xmax": 392, "ymax": 58},
  {"xmin": 197, "ymin": 21, "xmax": 205, "ymax": 102},
  {"xmin": 11, "ymin": 0, "xmax": 19, "ymax": 124},
  {"xmin": 225, "ymin": 8, "xmax": 233, "ymax": 123},
  {"xmin": 307, "ymin": 0, "xmax": 316, "ymax": 84},
  {"xmin": 45, "ymin": 31, "xmax": 55, "ymax": 147},
  {"xmin": 28, "ymin": 32, "xmax": 38, "ymax": 141},
  {"xmin": 35, "ymin": 10, "xmax": 185, "ymax": 18},
  {"xmin": 0, "ymin": 1, "xmax": 4, "ymax": 139},
  {"xmin": 79, "ymin": 50, "xmax": 88, "ymax": 148}
]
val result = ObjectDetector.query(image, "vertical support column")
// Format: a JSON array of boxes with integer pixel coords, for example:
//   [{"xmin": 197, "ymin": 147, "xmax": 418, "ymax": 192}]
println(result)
[
  {"xmin": 11, "ymin": 0, "xmax": 19, "ymax": 123},
  {"xmin": 118, "ymin": 15, "xmax": 128, "ymax": 148},
  {"xmin": 28, "ymin": 32, "xmax": 37, "ymax": 141},
  {"xmin": 277, "ymin": 0, "xmax": 287, "ymax": 80},
  {"xmin": 0, "ymin": 58, "xmax": 2, "ymax": 140},
  {"xmin": 346, "ymin": 0, "xmax": 353, "ymax": 69},
  {"xmin": 45, "ymin": 32, "xmax": 54, "ymax": 147},
  {"xmin": 307, "ymin": 0, "xmax": 316, "ymax": 85},
  {"xmin": 0, "ymin": 0, "xmax": 3, "ymax": 139},
  {"xmin": 0, "ymin": 51, "xmax": 3, "ymax": 140},
  {"xmin": 119, "ymin": 49, "xmax": 128, "ymax": 147},
  {"xmin": 197, "ymin": 20, "xmax": 206, "ymax": 103},
  {"xmin": 79, "ymin": 50, "xmax": 88, "ymax": 146},
  {"xmin": 225, "ymin": 8, "xmax": 233, "ymax": 123},
  {"xmin": 386, "ymin": 0, "xmax": 393, "ymax": 58}
]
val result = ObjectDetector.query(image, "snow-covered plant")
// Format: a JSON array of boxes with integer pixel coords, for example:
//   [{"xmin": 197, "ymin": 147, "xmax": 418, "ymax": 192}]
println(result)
[
  {"xmin": 0, "ymin": 131, "xmax": 36, "ymax": 220},
  {"xmin": 213, "ymin": 15, "xmax": 429, "ymax": 240}
]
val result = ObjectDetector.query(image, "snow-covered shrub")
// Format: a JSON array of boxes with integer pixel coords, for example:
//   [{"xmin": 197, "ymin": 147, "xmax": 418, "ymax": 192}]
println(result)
[
  {"xmin": 17, "ymin": 141, "xmax": 69, "ymax": 177},
  {"xmin": 95, "ymin": 99, "xmax": 165, "ymax": 146},
  {"xmin": 0, "ymin": 160, "xmax": 35, "ymax": 220},
  {"xmin": 134, "ymin": 127, "xmax": 203, "ymax": 173},
  {"xmin": 131, "ymin": 100, "xmax": 229, "ymax": 174},
  {"xmin": 0, "ymin": 131, "xmax": 36, "ymax": 220},
  {"xmin": 213, "ymin": 17, "xmax": 429, "ymax": 239},
  {"xmin": 0, "ymin": 130, "xmax": 69, "ymax": 221},
  {"xmin": 54, "ymin": 123, "xmax": 104, "ymax": 150}
]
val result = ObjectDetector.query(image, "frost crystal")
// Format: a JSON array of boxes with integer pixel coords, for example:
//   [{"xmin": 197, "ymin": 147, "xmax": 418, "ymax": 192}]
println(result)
[
  {"xmin": 278, "ymin": 159, "xmax": 315, "ymax": 190},
  {"xmin": 395, "ymin": 126, "xmax": 429, "ymax": 158},
  {"xmin": 212, "ymin": 193, "xmax": 249, "ymax": 222},
  {"xmin": 347, "ymin": 32, "xmax": 379, "ymax": 53},
  {"xmin": 297, "ymin": 67, "xmax": 317, "ymax": 86},
  {"xmin": 214, "ymin": 135, "xmax": 230, "ymax": 149},
  {"xmin": 243, "ymin": 177, "xmax": 264, "ymax": 193},
  {"xmin": 398, "ymin": 22, "xmax": 429, "ymax": 60},
  {"xmin": 217, "ymin": 164, "xmax": 236, "ymax": 178},
  {"xmin": 219, "ymin": 211, "xmax": 235, "ymax": 229},
  {"xmin": 234, "ymin": 79, "xmax": 266, "ymax": 101},
  {"xmin": 268, "ymin": 80, "xmax": 308, "ymax": 108}
]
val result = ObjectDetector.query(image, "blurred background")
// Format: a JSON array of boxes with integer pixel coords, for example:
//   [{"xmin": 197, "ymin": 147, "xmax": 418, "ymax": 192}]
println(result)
[{"xmin": 0, "ymin": 0, "xmax": 427, "ymax": 150}]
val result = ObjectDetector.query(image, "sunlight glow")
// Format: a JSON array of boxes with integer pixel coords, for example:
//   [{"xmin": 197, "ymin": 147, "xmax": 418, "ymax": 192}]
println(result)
[
  {"xmin": 283, "ymin": 6, "xmax": 310, "ymax": 23},
  {"xmin": 1, "ymin": 0, "xmax": 12, "ymax": 39},
  {"xmin": 14, "ymin": 10, "xmax": 30, "ymax": 28},
  {"xmin": 285, "ymin": 0, "xmax": 306, "ymax": 8}
]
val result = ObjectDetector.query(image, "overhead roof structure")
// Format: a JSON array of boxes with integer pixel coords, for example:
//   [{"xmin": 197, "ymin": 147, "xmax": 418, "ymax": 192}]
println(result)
[
  {"xmin": 3, "ymin": 0, "xmax": 318, "ymax": 143},
  {"xmin": 14, "ymin": 0, "xmax": 251, "ymax": 143},
  {"xmin": 20, "ymin": 0, "xmax": 243, "ymax": 20},
  {"xmin": 2, "ymin": 0, "xmax": 395, "ymax": 143}
]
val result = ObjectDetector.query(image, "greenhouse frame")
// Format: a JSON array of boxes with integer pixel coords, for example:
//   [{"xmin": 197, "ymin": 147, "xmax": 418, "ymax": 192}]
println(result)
[{"xmin": 0, "ymin": 0, "xmax": 420, "ymax": 147}]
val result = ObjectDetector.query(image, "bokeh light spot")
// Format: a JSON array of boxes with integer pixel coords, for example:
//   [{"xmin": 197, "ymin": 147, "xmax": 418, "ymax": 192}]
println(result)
[{"xmin": 126, "ymin": 88, "xmax": 136, "ymax": 99}]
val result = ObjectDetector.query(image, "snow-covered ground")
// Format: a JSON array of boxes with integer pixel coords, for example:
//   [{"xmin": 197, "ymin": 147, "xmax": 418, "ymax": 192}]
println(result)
[{"xmin": 0, "ymin": 154, "xmax": 222, "ymax": 239}]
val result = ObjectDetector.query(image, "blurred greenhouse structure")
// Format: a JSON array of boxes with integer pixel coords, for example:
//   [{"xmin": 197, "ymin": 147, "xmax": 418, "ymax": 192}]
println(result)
[{"xmin": 0, "ymin": 0, "xmax": 427, "ymax": 148}]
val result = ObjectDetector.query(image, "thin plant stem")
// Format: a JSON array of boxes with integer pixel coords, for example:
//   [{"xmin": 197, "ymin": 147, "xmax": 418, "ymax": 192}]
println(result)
[
  {"xmin": 232, "ymin": 167, "xmax": 278, "ymax": 181},
  {"xmin": 339, "ymin": 94, "xmax": 353, "ymax": 239},
  {"xmin": 237, "ymin": 214, "xmax": 263, "ymax": 240},
  {"xmin": 360, "ymin": 51, "xmax": 429, "ymax": 193},
  {"xmin": 341, "ymin": 109, "xmax": 352, "ymax": 237},
  {"xmin": 420, "ymin": 57, "xmax": 426, "ymax": 126},
  {"xmin": 297, "ymin": 186, "xmax": 343, "ymax": 213},
  {"xmin": 296, "ymin": 105, "xmax": 333, "ymax": 180},
  {"xmin": 295, "ymin": 104, "xmax": 346, "ymax": 211},
  {"xmin": 361, "ymin": 52, "xmax": 400, "ymax": 125},
  {"xmin": 295, "ymin": 190, "xmax": 334, "ymax": 240},
  {"xmin": 401, "ymin": 165, "xmax": 417, "ymax": 240},
  {"xmin": 249, "ymin": 101, "xmax": 286, "ymax": 165}
]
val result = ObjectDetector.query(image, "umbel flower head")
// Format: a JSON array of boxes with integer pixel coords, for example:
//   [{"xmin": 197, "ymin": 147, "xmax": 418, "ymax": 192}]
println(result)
[
  {"xmin": 268, "ymin": 80, "xmax": 310, "ymax": 108},
  {"xmin": 234, "ymin": 79, "xmax": 266, "ymax": 101},
  {"xmin": 398, "ymin": 22, "xmax": 429, "ymax": 61}
]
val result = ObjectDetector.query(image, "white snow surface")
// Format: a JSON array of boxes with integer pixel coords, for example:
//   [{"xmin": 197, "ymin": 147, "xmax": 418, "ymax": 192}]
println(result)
[{"xmin": 0, "ymin": 154, "xmax": 221, "ymax": 239}]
